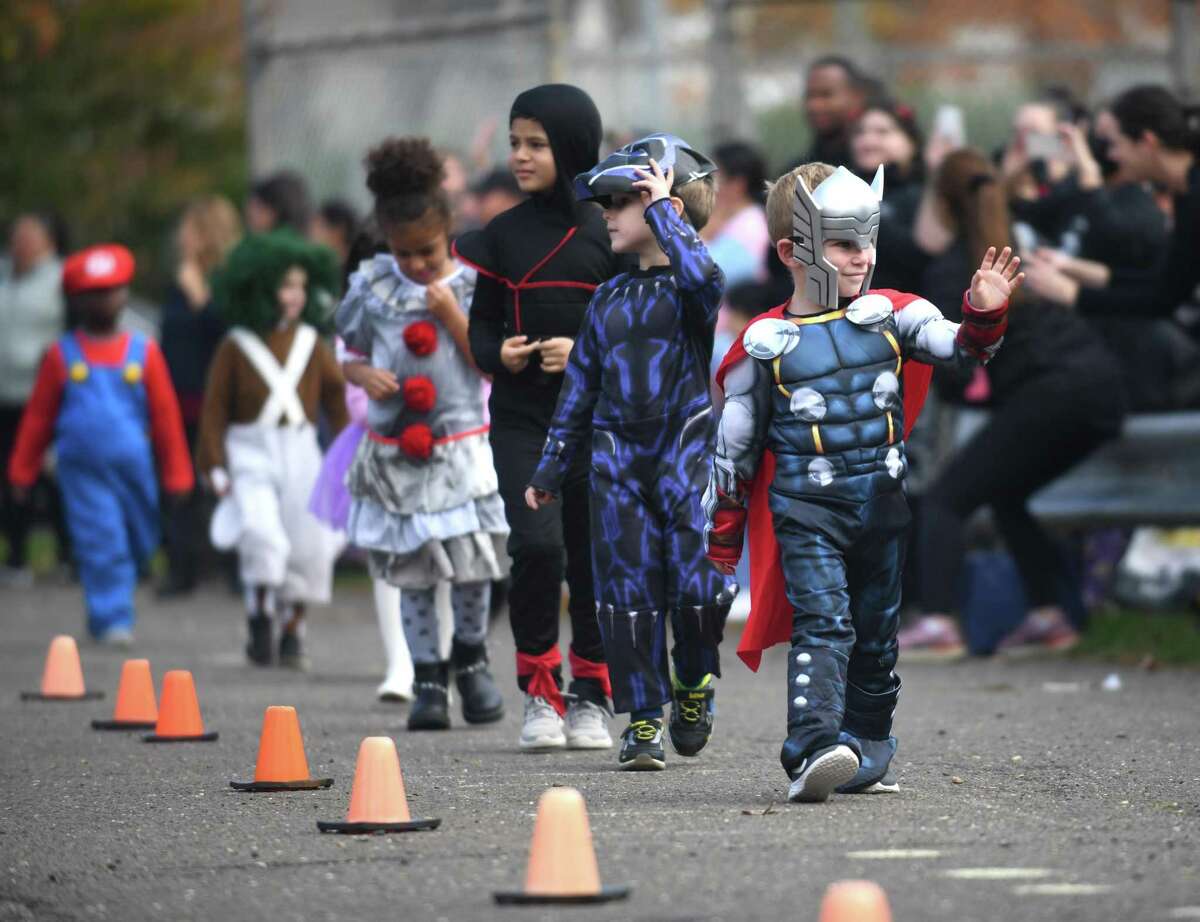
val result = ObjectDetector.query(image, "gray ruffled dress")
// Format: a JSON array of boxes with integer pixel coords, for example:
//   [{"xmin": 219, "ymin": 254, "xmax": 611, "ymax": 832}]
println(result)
[{"xmin": 335, "ymin": 255, "xmax": 509, "ymax": 589}]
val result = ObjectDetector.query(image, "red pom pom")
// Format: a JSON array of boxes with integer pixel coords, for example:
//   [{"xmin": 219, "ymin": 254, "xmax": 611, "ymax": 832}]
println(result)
[
  {"xmin": 398, "ymin": 423, "xmax": 433, "ymax": 460},
  {"xmin": 403, "ymin": 321, "xmax": 438, "ymax": 357},
  {"xmin": 403, "ymin": 375, "xmax": 437, "ymax": 413}
]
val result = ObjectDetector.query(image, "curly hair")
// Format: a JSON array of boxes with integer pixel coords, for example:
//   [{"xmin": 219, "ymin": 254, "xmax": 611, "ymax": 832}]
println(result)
[
  {"xmin": 364, "ymin": 137, "xmax": 451, "ymax": 231},
  {"xmin": 213, "ymin": 230, "xmax": 339, "ymax": 333}
]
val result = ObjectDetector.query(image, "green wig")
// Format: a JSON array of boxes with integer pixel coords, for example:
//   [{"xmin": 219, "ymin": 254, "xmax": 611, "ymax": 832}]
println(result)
[{"xmin": 213, "ymin": 230, "xmax": 339, "ymax": 333}]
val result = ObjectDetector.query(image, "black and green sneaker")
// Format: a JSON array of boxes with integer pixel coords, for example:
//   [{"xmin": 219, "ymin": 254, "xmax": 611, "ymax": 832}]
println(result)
[
  {"xmin": 669, "ymin": 674, "xmax": 715, "ymax": 757},
  {"xmin": 618, "ymin": 718, "xmax": 666, "ymax": 771}
]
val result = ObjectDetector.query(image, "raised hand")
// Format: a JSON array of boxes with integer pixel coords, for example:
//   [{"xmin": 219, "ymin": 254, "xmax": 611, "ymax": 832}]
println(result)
[
  {"xmin": 631, "ymin": 158, "xmax": 675, "ymax": 208},
  {"xmin": 970, "ymin": 246, "xmax": 1025, "ymax": 312},
  {"xmin": 425, "ymin": 282, "xmax": 461, "ymax": 323}
]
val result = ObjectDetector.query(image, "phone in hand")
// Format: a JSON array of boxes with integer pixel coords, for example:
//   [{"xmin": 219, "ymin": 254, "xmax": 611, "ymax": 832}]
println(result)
[
  {"xmin": 1024, "ymin": 131, "xmax": 1063, "ymax": 161},
  {"xmin": 932, "ymin": 105, "xmax": 966, "ymax": 147}
]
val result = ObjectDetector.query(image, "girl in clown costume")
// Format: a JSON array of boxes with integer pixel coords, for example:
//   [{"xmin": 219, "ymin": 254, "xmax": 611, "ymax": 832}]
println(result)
[
  {"xmin": 198, "ymin": 231, "xmax": 347, "ymax": 668},
  {"xmin": 337, "ymin": 137, "xmax": 507, "ymax": 731}
]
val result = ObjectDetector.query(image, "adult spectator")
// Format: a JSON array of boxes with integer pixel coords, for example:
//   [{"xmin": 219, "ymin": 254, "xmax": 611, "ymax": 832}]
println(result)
[
  {"xmin": 1000, "ymin": 98, "xmax": 1077, "ymax": 246},
  {"xmin": 850, "ymin": 98, "xmax": 928, "ymax": 293},
  {"xmin": 702, "ymin": 140, "xmax": 770, "ymax": 288},
  {"xmin": 899, "ymin": 149, "xmax": 1125, "ymax": 657},
  {"xmin": 1024, "ymin": 85, "xmax": 1200, "ymax": 323},
  {"xmin": 158, "ymin": 196, "xmax": 242, "ymax": 596},
  {"xmin": 471, "ymin": 169, "xmax": 523, "ymax": 227},
  {"xmin": 244, "ymin": 170, "xmax": 312, "ymax": 235},
  {"xmin": 1021, "ymin": 108, "xmax": 1191, "ymax": 410},
  {"xmin": 0, "ymin": 213, "xmax": 67, "ymax": 586},
  {"xmin": 310, "ymin": 199, "xmax": 360, "ymax": 273},
  {"xmin": 790, "ymin": 56, "xmax": 869, "ymax": 169}
]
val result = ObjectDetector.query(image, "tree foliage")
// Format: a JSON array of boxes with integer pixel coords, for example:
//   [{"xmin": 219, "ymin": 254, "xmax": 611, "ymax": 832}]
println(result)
[{"xmin": 0, "ymin": 0, "xmax": 246, "ymax": 294}]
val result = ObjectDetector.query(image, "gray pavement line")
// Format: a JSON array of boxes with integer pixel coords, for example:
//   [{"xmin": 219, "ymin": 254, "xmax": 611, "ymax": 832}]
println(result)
[{"xmin": 1013, "ymin": 883, "xmax": 1115, "ymax": 896}]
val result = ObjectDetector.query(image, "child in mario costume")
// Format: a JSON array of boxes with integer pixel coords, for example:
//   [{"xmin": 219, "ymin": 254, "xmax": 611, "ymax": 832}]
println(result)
[
  {"xmin": 704, "ymin": 163, "xmax": 1022, "ymax": 802},
  {"xmin": 8, "ymin": 244, "xmax": 194, "ymax": 643}
]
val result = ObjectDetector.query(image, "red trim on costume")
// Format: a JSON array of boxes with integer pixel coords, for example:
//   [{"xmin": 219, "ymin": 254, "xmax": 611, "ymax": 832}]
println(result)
[
  {"xmin": 451, "ymin": 230, "xmax": 598, "ymax": 334},
  {"xmin": 713, "ymin": 293, "xmax": 934, "ymax": 672},
  {"xmin": 367, "ymin": 424, "xmax": 489, "ymax": 448},
  {"xmin": 955, "ymin": 291, "xmax": 1009, "ymax": 360},
  {"xmin": 568, "ymin": 648, "xmax": 612, "ymax": 701},
  {"xmin": 517, "ymin": 646, "xmax": 565, "ymax": 715}
]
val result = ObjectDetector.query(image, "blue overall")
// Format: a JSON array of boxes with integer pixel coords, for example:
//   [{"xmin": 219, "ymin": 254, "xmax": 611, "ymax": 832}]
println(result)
[{"xmin": 55, "ymin": 333, "xmax": 159, "ymax": 636}]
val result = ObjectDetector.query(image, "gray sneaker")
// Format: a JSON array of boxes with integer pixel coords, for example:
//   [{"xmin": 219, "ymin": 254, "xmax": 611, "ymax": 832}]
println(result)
[
  {"xmin": 564, "ymin": 699, "xmax": 612, "ymax": 749},
  {"xmin": 519, "ymin": 695, "xmax": 566, "ymax": 751}
]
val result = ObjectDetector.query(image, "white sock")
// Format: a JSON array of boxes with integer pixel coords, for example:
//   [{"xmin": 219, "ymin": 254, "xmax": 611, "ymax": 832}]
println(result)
[{"xmin": 374, "ymin": 578, "xmax": 413, "ymax": 694}]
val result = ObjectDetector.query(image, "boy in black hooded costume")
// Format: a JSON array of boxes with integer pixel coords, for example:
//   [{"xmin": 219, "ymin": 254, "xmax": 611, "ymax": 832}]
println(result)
[{"xmin": 456, "ymin": 84, "xmax": 624, "ymax": 751}]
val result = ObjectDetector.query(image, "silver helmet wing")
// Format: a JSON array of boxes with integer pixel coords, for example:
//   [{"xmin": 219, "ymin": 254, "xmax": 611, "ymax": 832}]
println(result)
[{"xmin": 793, "ymin": 165, "xmax": 884, "ymax": 311}]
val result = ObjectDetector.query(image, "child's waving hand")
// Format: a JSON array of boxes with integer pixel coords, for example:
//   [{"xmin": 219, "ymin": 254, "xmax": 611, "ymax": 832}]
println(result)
[{"xmin": 970, "ymin": 246, "xmax": 1025, "ymax": 312}]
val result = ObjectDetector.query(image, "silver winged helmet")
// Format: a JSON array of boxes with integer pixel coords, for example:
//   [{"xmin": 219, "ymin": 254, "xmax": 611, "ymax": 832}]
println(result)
[{"xmin": 792, "ymin": 165, "xmax": 884, "ymax": 311}]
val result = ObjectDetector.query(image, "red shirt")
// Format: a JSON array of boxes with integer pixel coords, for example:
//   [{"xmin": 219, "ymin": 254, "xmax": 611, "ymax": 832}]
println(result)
[{"xmin": 8, "ymin": 332, "xmax": 194, "ymax": 493}]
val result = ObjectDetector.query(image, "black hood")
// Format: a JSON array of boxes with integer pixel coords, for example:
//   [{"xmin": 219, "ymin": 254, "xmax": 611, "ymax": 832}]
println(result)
[{"xmin": 510, "ymin": 83, "xmax": 602, "ymax": 218}]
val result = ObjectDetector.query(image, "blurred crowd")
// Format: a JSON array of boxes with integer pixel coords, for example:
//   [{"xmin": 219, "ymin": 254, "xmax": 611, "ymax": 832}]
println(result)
[{"xmin": 2, "ymin": 58, "xmax": 1197, "ymax": 647}]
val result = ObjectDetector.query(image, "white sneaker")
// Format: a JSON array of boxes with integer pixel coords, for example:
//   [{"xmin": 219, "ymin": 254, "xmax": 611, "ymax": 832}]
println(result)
[
  {"xmin": 787, "ymin": 744, "xmax": 860, "ymax": 803},
  {"xmin": 519, "ymin": 695, "xmax": 566, "ymax": 751},
  {"xmin": 564, "ymin": 699, "xmax": 612, "ymax": 749}
]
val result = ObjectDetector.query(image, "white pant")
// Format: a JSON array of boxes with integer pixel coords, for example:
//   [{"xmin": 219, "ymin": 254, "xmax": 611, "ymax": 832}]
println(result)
[{"xmin": 211, "ymin": 423, "xmax": 344, "ymax": 603}]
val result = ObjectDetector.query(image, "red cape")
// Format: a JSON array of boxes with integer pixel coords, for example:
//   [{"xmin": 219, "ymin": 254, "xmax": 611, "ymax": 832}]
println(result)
[{"xmin": 714, "ymin": 292, "xmax": 933, "ymax": 671}]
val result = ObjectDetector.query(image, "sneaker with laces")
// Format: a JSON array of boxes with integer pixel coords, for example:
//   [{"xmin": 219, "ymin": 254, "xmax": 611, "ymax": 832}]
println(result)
[
  {"xmin": 669, "ymin": 674, "xmax": 715, "ymax": 757},
  {"xmin": 618, "ymin": 718, "xmax": 666, "ymax": 771},
  {"xmin": 564, "ymin": 698, "xmax": 612, "ymax": 749},
  {"xmin": 787, "ymin": 743, "xmax": 859, "ymax": 803},
  {"xmin": 519, "ymin": 695, "xmax": 566, "ymax": 751}
]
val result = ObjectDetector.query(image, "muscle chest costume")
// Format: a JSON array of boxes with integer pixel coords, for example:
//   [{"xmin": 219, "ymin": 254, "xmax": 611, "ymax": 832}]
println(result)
[
  {"xmin": 705, "ymin": 166, "xmax": 1008, "ymax": 783},
  {"xmin": 200, "ymin": 323, "xmax": 346, "ymax": 605}
]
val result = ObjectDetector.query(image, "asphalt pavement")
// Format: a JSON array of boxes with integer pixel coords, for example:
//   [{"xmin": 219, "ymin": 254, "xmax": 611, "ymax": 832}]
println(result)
[{"xmin": 1, "ymin": 580, "xmax": 1197, "ymax": 922}]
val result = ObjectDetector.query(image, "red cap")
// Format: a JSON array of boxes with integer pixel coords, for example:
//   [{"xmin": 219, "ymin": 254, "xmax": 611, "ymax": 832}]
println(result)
[{"xmin": 62, "ymin": 245, "xmax": 135, "ymax": 295}]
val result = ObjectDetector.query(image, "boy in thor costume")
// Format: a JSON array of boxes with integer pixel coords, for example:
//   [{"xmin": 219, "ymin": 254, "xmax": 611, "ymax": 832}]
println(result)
[{"xmin": 705, "ymin": 162, "xmax": 1023, "ymax": 802}]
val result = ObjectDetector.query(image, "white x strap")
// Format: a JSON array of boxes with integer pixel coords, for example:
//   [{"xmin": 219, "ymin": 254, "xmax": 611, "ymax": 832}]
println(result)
[{"xmin": 229, "ymin": 325, "xmax": 316, "ymax": 427}]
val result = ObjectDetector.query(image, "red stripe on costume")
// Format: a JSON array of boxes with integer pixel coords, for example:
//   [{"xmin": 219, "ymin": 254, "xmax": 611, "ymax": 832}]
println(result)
[
  {"xmin": 367, "ymin": 424, "xmax": 489, "ymax": 447},
  {"xmin": 716, "ymin": 294, "xmax": 933, "ymax": 672},
  {"xmin": 517, "ymin": 646, "xmax": 565, "ymax": 715},
  {"xmin": 451, "ymin": 230, "xmax": 590, "ymax": 335},
  {"xmin": 568, "ymin": 648, "xmax": 612, "ymax": 701}
]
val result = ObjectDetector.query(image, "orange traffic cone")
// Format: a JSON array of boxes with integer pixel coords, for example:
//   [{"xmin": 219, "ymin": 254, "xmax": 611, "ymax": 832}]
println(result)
[
  {"xmin": 317, "ymin": 736, "xmax": 439, "ymax": 834},
  {"xmin": 143, "ymin": 670, "xmax": 218, "ymax": 742},
  {"xmin": 818, "ymin": 880, "xmax": 893, "ymax": 922},
  {"xmin": 93, "ymin": 659, "xmax": 157, "ymax": 730},
  {"xmin": 231, "ymin": 706, "xmax": 333, "ymax": 791},
  {"xmin": 21, "ymin": 635, "xmax": 103, "ymax": 701},
  {"xmin": 494, "ymin": 787, "xmax": 630, "ymax": 905}
]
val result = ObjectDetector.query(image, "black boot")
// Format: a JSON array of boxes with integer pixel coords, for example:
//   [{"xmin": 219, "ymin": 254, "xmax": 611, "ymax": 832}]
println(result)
[
  {"xmin": 245, "ymin": 614, "xmax": 273, "ymax": 666},
  {"xmin": 452, "ymin": 638, "xmax": 505, "ymax": 724},
  {"xmin": 407, "ymin": 662, "xmax": 451, "ymax": 731}
]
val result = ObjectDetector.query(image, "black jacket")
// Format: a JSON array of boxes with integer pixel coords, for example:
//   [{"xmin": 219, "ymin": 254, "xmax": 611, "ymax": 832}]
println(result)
[
  {"xmin": 458, "ymin": 200, "xmax": 621, "ymax": 424},
  {"xmin": 1077, "ymin": 163, "xmax": 1199, "ymax": 319}
]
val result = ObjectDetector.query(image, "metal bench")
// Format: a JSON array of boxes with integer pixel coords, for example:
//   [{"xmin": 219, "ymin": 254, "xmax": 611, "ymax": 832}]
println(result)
[{"xmin": 1029, "ymin": 413, "xmax": 1200, "ymax": 527}]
